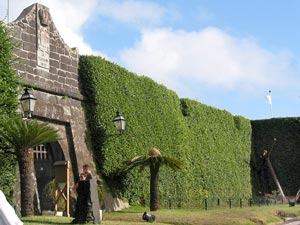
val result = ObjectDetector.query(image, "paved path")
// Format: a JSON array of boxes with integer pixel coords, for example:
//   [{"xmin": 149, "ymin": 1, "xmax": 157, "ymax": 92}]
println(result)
[{"xmin": 280, "ymin": 218, "xmax": 300, "ymax": 225}]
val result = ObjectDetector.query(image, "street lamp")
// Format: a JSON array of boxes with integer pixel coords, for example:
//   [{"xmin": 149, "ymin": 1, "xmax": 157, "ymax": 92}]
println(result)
[
  {"xmin": 113, "ymin": 111, "xmax": 125, "ymax": 133},
  {"xmin": 20, "ymin": 87, "xmax": 36, "ymax": 119}
]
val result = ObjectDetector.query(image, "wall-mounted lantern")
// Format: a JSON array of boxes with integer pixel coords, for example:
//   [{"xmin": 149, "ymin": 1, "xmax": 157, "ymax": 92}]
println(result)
[
  {"xmin": 113, "ymin": 111, "xmax": 125, "ymax": 133},
  {"xmin": 20, "ymin": 87, "xmax": 36, "ymax": 119}
]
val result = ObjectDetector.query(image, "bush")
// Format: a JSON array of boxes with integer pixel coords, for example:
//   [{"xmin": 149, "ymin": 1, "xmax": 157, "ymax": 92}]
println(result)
[
  {"xmin": 0, "ymin": 21, "xmax": 20, "ymax": 203},
  {"xmin": 41, "ymin": 179, "xmax": 65, "ymax": 211}
]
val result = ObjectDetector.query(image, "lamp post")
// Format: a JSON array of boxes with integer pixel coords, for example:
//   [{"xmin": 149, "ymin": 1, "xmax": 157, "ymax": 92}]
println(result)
[
  {"xmin": 20, "ymin": 87, "xmax": 36, "ymax": 119},
  {"xmin": 113, "ymin": 111, "xmax": 126, "ymax": 133}
]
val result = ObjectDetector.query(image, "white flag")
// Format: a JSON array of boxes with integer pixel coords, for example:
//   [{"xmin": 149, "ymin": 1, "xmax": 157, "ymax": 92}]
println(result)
[{"xmin": 266, "ymin": 94, "xmax": 272, "ymax": 105}]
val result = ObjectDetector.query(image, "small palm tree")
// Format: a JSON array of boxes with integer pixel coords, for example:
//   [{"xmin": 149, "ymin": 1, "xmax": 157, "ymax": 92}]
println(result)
[
  {"xmin": 125, "ymin": 147, "xmax": 184, "ymax": 211},
  {"xmin": 0, "ymin": 117, "xmax": 61, "ymax": 216}
]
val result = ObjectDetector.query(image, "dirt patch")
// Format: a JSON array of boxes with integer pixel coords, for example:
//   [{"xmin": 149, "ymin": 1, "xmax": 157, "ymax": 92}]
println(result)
[
  {"xmin": 275, "ymin": 210, "xmax": 297, "ymax": 218},
  {"xmin": 249, "ymin": 217, "xmax": 264, "ymax": 225}
]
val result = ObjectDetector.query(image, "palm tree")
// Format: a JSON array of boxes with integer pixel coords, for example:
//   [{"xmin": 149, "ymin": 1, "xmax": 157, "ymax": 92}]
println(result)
[
  {"xmin": 125, "ymin": 147, "xmax": 184, "ymax": 211},
  {"xmin": 0, "ymin": 117, "xmax": 61, "ymax": 216}
]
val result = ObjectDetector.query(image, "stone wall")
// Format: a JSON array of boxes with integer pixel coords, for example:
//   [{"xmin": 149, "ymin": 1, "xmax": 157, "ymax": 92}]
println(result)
[
  {"xmin": 10, "ymin": 3, "xmax": 81, "ymax": 99},
  {"xmin": 10, "ymin": 3, "xmax": 93, "ymax": 184}
]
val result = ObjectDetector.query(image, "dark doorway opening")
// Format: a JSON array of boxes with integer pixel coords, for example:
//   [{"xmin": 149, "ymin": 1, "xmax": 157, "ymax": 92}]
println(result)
[{"xmin": 34, "ymin": 141, "xmax": 65, "ymax": 212}]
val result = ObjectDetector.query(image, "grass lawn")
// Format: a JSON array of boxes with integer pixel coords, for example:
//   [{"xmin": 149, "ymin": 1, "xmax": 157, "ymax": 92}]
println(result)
[{"xmin": 22, "ymin": 205, "xmax": 300, "ymax": 225}]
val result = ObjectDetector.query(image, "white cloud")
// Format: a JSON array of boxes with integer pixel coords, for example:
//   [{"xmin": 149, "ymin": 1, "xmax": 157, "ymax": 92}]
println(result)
[
  {"xmin": 2, "ymin": 0, "xmax": 102, "ymax": 55},
  {"xmin": 119, "ymin": 27, "xmax": 296, "ymax": 96},
  {"xmin": 3, "ymin": 1, "xmax": 298, "ymax": 99},
  {"xmin": 97, "ymin": 0, "xmax": 166, "ymax": 26}
]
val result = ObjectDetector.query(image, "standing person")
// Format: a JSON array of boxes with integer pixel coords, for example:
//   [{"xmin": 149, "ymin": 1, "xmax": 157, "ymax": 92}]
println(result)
[
  {"xmin": 0, "ymin": 190, "xmax": 23, "ymax": 225},
  {"xmin": 82, "ymin": 164, "xmax": 92, "ymax": 180},
  {"xmin": 71, "ymin": 165, "xmax": 95, "ymax": 224}
]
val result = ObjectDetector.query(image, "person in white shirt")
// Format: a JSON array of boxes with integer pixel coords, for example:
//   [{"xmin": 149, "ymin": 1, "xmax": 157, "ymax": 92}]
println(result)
[{"xmin": 0, "ymin": 190, "xmax": 23, "ymax": 225}]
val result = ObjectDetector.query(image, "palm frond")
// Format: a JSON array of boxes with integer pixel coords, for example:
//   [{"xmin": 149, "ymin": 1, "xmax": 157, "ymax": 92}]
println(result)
[
  {"xmin": 0, "ymin": 117, "xmax": 62, "ymax": 150},
  {"xmin": 161, "ymin": 156, "xmax": 185, "ymax": 171},
  {"xmin": 125, "ymin": 154, "xmax": 184, "ymax": 172}
]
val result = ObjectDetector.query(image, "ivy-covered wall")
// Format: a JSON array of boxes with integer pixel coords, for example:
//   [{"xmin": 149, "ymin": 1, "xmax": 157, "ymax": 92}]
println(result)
[
  {"xmin": 251, "ymin": 118, "xmax": 300, "ymax": 196},
  {"xmin": 181, "ymin": 99, "xmax": 252, "ymax": 198},
  {"xmin": 0, "ymin": 22, "xmax": 20, "ymax": 202},
  {"xmin": 79, "ymin": 55, "xmax": 252, "ymax": 205}
]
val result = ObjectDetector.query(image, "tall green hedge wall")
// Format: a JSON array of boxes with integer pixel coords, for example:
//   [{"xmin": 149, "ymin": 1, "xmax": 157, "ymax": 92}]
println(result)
[
  {"xmin": 79, "ymin": 55, "xmax": 252, "ymax": 205},
  {"xmin": 0, "ymin": 22, "xmax": 20, "ymax": 202},
  {"xmin": 251, "ymin": 118, "xmax": 300, "ymax": 196}
]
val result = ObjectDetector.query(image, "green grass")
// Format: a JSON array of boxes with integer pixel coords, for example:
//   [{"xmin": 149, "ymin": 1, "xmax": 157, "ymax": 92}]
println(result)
[{"xmin": 22, "ymin": 205, "xmax": 300, "ymax": 225}]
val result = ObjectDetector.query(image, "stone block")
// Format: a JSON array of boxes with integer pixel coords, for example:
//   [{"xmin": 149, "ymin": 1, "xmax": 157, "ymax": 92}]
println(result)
[
  {"xmin": 60, "ymin": 62, "xmax": 68, "ymax": 71},
  {"xmin": 23, "ymin": 42, "xmax": 36, "ymax": 52},
  {"xmin": 60, "ymin": 55, "xmax": 71, "ymax": 64},
  {"xmin": 71, "ymin": 59, "xmax": 78, "ymax": 67},
  {"xmin": 14, "ymin": 62, "xmax": 26, "ymax": 71},
  {"xmin": 26, "ymin": 74, "xmax": 35, "ymax": 80},
  {"xmin": 37, "ymin": 68, "xmax": 50, "ymax": 79},
  {"xmin": 66, "ymin": 72, "xmax": 72, "ymax": 78},
  {"xmin": 22, "ymin": 18, "xmax": 28, "ymax": 24},
  {"xmin": 12, "ymin": 27, "xmax": 22, "ymax": 39},
  {"xmin": 29, "ymin": 20, "xmax": 36, "ymax": 28},
  {"xmin": 50, "ymin": 74, "xmax": 58, "ymax": 81},
  {"xmin": 26, "ymin": 65, "xmax": 34, "ymax": 74},
  {"xmin": 57, "ymin": 47, "xmax": 65, "ymax": 54},
  {"xmin": 68, "ymin": 66, "xmax": 77, "ymax": 73},
  {"xmin": 54, "ymin": 81, "xmax": 63, "ymax": 88},
  {"xmin": 64, "ymin": 48, "xmax": 69, "ymax": 56},
  {"xmin": 58, "ymin": 70, "xmax": 66, "ymax": 77},
  {"xmin": 50, "ymin": 45, "xmax": 57, "ymax": 52},
  {"xmin": 26, "ymin": 26, "xmax": 36, "ymax": 35},
  {"xmin": 50, "ymin": 59, "xmax": 59, "ymax": 68},
  {"xmin": 66, "ymin": 78, "xmax": 77, "ymax": 87},
  {"xmin": 49, "ymin": 66, "xmax": 58, "ymax": 75},
  {"xmin": 58, "ymin": 77, "xmax": 66, "ymax": 83},
  {"xmin": 71, "ymin": 73, "xmax": 78, "ymax": 80},
  {"xmin": 22, "ymin": 33, "xmax": 35, "ymax": 43},
  {"xmin": 50, "ymin": 52, "xmax": 59, "ymax": 60},
  {"xmin": 40, "ymin": 77, "xmax": 46, "ymax": 83},
  {"xmin": 28, "ymin": 52, "xmax": 36, "ymax": 59},
  {"xmin": 29, "ymin": 60, "xmax": 36, "ymax": 68},
  {"xmin": 34, "ymin": 75, "xmax": 40, "ymax": 81},
  {"xmin": 17, "ymin": 21, "xmax": 25, "ymax": 29},
  {"xmin": 14, "ymin": 48, "xmax": 28, "ymax": 58}
]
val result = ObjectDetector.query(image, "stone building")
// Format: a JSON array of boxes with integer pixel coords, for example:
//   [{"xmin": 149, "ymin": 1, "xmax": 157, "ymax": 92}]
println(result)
[{"xmin": 9, "ymin": 3, "xmax": 128, "ymax": 213}]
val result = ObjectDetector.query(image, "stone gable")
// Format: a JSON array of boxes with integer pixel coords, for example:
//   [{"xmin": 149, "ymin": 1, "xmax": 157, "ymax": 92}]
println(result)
[{"xmin": 10, "ymin": 3, "xmax": 81, "ymax": 99}]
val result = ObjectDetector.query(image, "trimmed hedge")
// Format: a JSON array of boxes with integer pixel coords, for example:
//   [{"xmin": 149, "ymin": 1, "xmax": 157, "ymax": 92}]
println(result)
[
  {"xmin": 181, "ymin": 99, "xmax": 252, "ymax": 198},
  {"xmin": 79, "ymin": 55, "xmax": 252, "ymax": 205},
  {"xmin": 251, "ymin": 118, "xmax": 300, "ymax": 196}
]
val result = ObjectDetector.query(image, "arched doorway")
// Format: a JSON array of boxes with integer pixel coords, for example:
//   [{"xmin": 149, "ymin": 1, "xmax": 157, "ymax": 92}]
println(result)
[{"xmin": 34, "ymin": 141, "xmax": 65, "ymax": 212}]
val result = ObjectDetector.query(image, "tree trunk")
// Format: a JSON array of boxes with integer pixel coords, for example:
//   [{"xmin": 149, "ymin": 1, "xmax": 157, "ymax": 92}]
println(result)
[
  {"xmin": 17, "ymin": 147, "xmax": 35, "ymax": 216},
  {"xmin": 150, "ymin": 165, "xmax": 160, "ymax": 211}
]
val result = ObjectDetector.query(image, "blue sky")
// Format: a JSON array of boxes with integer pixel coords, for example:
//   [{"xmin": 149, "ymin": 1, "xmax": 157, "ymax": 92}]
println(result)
[{"xmin": 2, "ymin": 0, "xmax": 300, "ymax": 120}]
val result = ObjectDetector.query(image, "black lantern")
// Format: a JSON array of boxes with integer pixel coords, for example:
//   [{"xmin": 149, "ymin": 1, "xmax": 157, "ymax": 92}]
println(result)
[
  {"xmin": 20, "ymin": 87, "xmax": 36, "ymax": 119},
  {"xmin": 113, "ymin": 111, "xmax": 125, "ymax": 133}
]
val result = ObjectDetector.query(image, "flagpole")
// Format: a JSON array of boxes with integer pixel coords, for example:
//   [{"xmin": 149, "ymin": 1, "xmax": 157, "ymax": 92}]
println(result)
[
  {"xmin": 269, "ymin": 90, "xmax": 273, "ymax": 118},
  {"xmin": 7, "ymin": 0, "xmax": 9, "ymax": 23}
]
